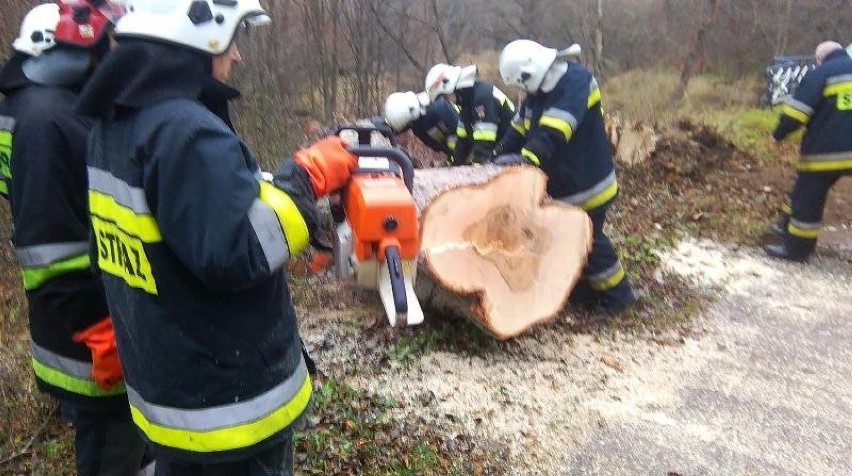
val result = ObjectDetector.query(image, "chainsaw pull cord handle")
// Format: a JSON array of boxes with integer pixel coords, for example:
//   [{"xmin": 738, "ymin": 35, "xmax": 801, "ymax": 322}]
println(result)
[{"xmin": 383, "ymin": 245, "xmax": 408, "ymax": 315}]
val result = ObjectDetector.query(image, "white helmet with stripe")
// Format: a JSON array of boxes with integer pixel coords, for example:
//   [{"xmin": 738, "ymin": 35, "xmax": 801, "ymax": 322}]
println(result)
[
  {"xmin": 116, "ymin": 0, "xmax": 270, "ymax": 55},
  {"xmin": 383, "ymin": 91, "xmax": 430, "ymax": 132},
  {"xmin": 13, "ymin": 4, "xmax": 60, "ymax": 57},
  {"xmin": 425, "ymin": 63, "xmax": 477, "ymax": 100}
]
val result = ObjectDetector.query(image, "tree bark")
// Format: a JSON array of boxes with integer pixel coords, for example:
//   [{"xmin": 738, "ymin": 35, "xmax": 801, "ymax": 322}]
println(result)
[
  {"xmin": 412, "ymin": 166, "xmax": 592, "ymax": 340},
  {"xmin": 670, "ymin": 0, "xmax": 721, "ymax": 105}
]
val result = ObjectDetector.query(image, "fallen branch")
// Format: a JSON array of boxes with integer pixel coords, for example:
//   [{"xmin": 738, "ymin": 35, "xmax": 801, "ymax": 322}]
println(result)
[{"xmin": 0, "ymin": 402, "xmax": 58, "ymax": 465}]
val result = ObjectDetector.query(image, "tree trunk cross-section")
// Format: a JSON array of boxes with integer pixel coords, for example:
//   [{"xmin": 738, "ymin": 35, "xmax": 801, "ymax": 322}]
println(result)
[{"xmin": 413, "ymin": 165, "xmax": 593, "ymax": 340}]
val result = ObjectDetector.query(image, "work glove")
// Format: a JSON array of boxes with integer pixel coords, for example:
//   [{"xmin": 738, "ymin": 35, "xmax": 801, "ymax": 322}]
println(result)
[
  {"xmin": 72, "ymin": 317, "xmax": 123, "ymax": 391},
  {"xmin": 293, "ymin": 136, "xmax": 359, "ymax": 198},
  {"xmin": 493, "ymin": 153, "xmax": 532, "ymax": 166}
]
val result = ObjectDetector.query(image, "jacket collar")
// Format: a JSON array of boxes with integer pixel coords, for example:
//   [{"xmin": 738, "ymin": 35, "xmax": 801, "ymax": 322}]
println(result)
[
  {"xmin": 823, "ymin": 49, "xmax": 850, "ymax": 65},
  {"xmin": 75, "ymin": 39, "xmax": 240, "ymax": 126}
]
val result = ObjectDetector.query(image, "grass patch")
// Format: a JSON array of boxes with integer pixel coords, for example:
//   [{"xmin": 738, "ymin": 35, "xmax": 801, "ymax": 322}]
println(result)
[{"xmin": 296, "ymin": 377, "xmax": 504, "ymax": 475}]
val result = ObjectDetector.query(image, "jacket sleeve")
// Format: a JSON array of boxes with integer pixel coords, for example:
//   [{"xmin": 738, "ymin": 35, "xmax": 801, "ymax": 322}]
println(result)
[
  {"xmin": 495, "ymin": 101, "xmax": 528, "ymax": 155},
  {"xmin": 773, "ymin": 67, "xmax": 824, "ymax": 141},
  {"xmin": 521, "ymin": 70, "xmax": 592, "ymax": 167},
  {"xmin": 451, "ymin": 118, "xmax": 472, "ymax": 165},
  {"xmin": 149, "ymin": 111, "xmax": 315, "ymax": 291}
]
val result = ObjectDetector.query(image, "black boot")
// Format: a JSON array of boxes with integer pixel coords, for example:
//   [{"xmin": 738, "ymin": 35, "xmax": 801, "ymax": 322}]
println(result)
[{"xmin": 765, "ymin": 244, "xmax": 809, "ymax": 263}]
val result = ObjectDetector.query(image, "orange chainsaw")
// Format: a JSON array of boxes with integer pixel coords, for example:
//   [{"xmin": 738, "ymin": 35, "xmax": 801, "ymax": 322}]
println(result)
[{"xmin": 331, "ymin": 124, "xmax": 424, "ymax": 327}]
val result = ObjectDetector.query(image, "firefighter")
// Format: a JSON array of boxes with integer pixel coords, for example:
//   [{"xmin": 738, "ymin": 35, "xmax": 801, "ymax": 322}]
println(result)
[
  {"xmin": 383, "ymin": 90, "xmax": 460, "ymax": 158},
  {"xmin": 74, "ymin": 0, "xmax": 358, "ymax": 472},
  {"xmin": 425, "ymin": 63, "xmax": 515, "ymax": 165},
  {"xmin": 494, "ymin": 39, "xmax": 635, "ymax": 314},
  {"xmin": 0, "ymin": 2, "xmax": 150, "ymax": 474},
  {"xmin": 766, "ymin": 41, "xmax": 852, "ymax": 262}
]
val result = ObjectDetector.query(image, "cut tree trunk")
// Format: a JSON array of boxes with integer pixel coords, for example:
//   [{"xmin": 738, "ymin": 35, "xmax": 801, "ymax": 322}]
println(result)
[
  {"xmin": 413, "ymin": 165, "xmax": 593, "ymax": 340},
  {"xmin": 606, "ymin": 115, "xmax": 658, "ymax": 166}
]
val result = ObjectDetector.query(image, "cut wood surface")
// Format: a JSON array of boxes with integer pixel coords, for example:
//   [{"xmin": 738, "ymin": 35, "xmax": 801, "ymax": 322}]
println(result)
[{"xmin": 413, "ymin": 165, "xmax": 593, "ymax": 340}]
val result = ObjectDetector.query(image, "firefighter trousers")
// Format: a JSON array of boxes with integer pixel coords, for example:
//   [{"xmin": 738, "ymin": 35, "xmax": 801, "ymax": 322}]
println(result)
[
  {"xmin": 569, "ymin": 204, "xmax": 635, "ymax": 312},
  {"xmin": 779, "ymin": 171, "xmax": 847, "ymax": 259}
]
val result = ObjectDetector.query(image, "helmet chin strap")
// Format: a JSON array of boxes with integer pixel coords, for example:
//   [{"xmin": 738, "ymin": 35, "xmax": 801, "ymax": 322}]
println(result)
[{"xmin": 538, "ymin": 60, "xmax": 568, "ymax": 94}]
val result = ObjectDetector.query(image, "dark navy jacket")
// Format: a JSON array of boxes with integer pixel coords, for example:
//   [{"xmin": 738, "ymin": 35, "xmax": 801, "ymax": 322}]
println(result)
[
  {"xmin": 75, "ymin": 40, "xmax": 313, "ymax": 463},
  {"xmin": 499, "ymin": 62, "xmax": 618, "ymax": 210},
  {"xmin": 774, "ymin": 49, "xmax": 852, "ymax": 174},
  {"xmin": 0, "ymin": 53, "xmax": 125, "ymax": 408},
  {"xmin": 454, "ymin": 80, "xmax": 515, "ymax": 164},
  {"xmin": 408, "ymin": 96, "xmax": 459, "ymax": 155}
]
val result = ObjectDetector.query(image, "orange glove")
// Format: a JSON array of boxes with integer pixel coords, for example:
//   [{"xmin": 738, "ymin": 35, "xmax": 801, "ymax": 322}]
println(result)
[
  {"xmin": 293, "ymin": 136, "xmax": 358, "ymax": 197},
  {"xmin": 72, "ymin": 317, "xmax": 123, "ymax": 391}
]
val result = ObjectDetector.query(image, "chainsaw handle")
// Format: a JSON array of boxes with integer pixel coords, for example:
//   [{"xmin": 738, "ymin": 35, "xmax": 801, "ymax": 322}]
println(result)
[
  {"xmin": 346, "ymin": 146, "xmax": 415, "ymax": 193},
  {"xmin": 333, "ymin": 122, "xmax": 398, "ymax": 147}
]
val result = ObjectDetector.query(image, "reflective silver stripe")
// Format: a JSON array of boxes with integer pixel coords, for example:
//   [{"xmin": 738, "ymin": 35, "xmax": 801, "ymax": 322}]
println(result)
[
  {"xmin": 826, "ymin": 74, "xmax": 852, "ymax": 85},
  {"xmin": 800, "ymin": 151, "xmax": 852, "ymax": 162},
  {"xmin": 587, "ymin": 261, "xmax": 622, "ymax": 283},
  {"xmin": 472, "ymin": 122, "xmax": 498, "ymax": 132},
  {"xmin": 542, "ymin": 107, "xmax": 578, "ymax": 130},
  {"xmin": 784, "ymin": 98, "xmax": 814, "ymax": 116},
  {"xmin": 0, "ymin": 116, "xmax": 15, "ymax": 130},
  {"xmin": 790, "ymin": 218, "xmax": 821, "ymax": 230},
  {"xmin": 558, "ymin": 171, "xmax": 616, "ymax": 205},
  {"xmin": 426, "ymin": 126, "xmax": 445, "ymax": 142},
  {"xmin": 15, "ymin": 241, "xmax": 89, "ymax": 267},
  {"xmin": 31, "ymin": 341, "xmax": 93, "ymax": 379},
  {"xmin": 127, "ymin": 356, "xmax": 308, "ymax": 432},
  {"xmin": 253, "ymin": 168, "xmax": 264, "ymax": 181},
  {"xmin": 247, "ymin": 198, "xmax": 289, "ymax": 270},
  {"xmin": 589, "ymin": 78, "xmax": 599, "ymax": 92},
  {"xmin": 88, "ymin": 166, "xmax": 151, "ymax": 214}
]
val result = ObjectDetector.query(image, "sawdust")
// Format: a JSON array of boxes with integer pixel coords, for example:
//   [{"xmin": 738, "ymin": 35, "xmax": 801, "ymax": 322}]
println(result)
[{"xmin": 300, "ymin": 237, "xmax": 852, "ymax": 474}]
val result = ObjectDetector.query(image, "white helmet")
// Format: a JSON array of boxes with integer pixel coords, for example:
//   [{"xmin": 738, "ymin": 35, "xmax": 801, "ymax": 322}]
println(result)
[
  {"xmin": 13, "ymin": 4, "xmax": 60, "ymax": 58},
  {"xmin": 425, "ymin": 63, "xmax": 477, "ymax": 100},
  {"xmin": 116, "ymin": 0, "xmax": 271, "ymax": 55},
  {"xmin": 383, "ymin": 91, "xmax": 430, "ymax": 132},
  {"xmin": 499, "ymin": 39, "xmax": 559, "ymax": 93}
]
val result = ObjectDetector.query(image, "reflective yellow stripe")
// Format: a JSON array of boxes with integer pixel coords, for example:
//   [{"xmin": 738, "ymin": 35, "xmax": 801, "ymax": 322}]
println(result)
[
  {"xmin": 589, "ymin": 265, "xmax": 625, "ymax": 291},
  {"xmin": 824, "ymin": 81, "xmax": 852, "ymax": 97},
  {"xmin": 787, "ymin": 223, "xmax": 820, "ymax": 239},
  {"xmin": 580, "ymin": 179, "xmax": 619, "ymax": 211},
  {"xmin": 781, "ymin": 104, "xmax": 810, "ymax": 123},
  {"xmin": 91, "ymin": 216, "xmax": 158, "ymax": 294},
  {"xmin": 89, "ymin": 190, "xmax": 161, "ymax": 242},
  {"xmin": 523, "ymin": 118, "xmax": 531, "ymax": 131},
  {"xmin": 797, "ymin": 159, "xmax": 852, "ymax": 172},
  {"xmin": 32, "ymin": 357, "xmax": 126, "ymax": 397},
  {"xmin": 258, "ymin": 181, "xmax": 309, "ymax": 257},
  {"xmin": 539, "ymin": 116, "xmax": 573, "ymax": 142},
  {"xmin": 456, "ymin": 126, "xmax": 468, "ymax": 138},
  {"xmin": 130, "ymin": 373, "xmax": 312, "ymax": 453},
  {"xmin": 472, "ymin": 129, "xmax": 497, "ymax": 141},
  {"xmin": 511, "ymin": 121, "xmax": 525, "ymax": 134},
  {"xmin": 588, "ymin": 87, "xmax": 602, "ymax": 108},
  {"xmin": 0, "ymin": 129, "xmax": 11, "ymax": 181},
  {"xmin": 520, "ymin": 148, "xmax": 541, "ymax": 166},
  {"xmin": 21, "ymin": 253, "xmax": 91, "ymax": 291}
]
